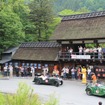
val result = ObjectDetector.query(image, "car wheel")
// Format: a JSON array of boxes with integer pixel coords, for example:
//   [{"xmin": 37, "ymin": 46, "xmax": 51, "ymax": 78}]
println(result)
[
  {"xmin": 36, "ymin": 80, "xmax": 40, "ymax": 85},
  {"xmin": 86, "ymin": 89, "xmax": 91, "ymax": 95},
  {"xmin": 61, "ymin": 81, "xmax": 63, "ymax": 85},
  {"xmin": 55, "ymin": 82, "xmax": 59, "ymax": 87}
]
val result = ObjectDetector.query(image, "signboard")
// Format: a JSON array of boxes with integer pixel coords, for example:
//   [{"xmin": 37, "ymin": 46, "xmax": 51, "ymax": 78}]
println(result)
[
  {"xmin": 45, "ymin": 64, "xmax": 48, "ymax": 67},
  {"xmin": 34, "ymin": 63, "xmax": 37, "ymax": 68},
  {"xmin": 22, "ymin": 63, "xmax": 25, "ymax": 67},
  {"xmin": 38, "ymin": 64, "xmax": 41, "ymax": 69},
  {"xmin": 30, "ymin": 63, "xmax": 33, "ymax": 67},
  {"xmin": 94, "ymin": 66, "xmax": 105, "ymax": 78},
  {"xmin": 71, "ymin": 55, "xmax": 91, "ymax": 59},
  {"xmin": 26, "ymin": 63, "xmax": 29, "ymax": 67},
  {"xmin": 15, "ymin": 62, "xmax": 18, "ymax": 67}
]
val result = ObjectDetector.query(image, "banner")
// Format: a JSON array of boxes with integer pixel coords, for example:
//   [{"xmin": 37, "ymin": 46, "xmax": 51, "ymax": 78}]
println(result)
[{"xmin": 71, "ymin": 55, "xmax": 91, "ymax": 59}]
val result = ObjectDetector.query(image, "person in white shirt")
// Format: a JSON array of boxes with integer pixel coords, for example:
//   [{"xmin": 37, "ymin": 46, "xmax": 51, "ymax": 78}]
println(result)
[
  {"xmin": 42, "ymin": 66, "xmax": 49, "ymax": 76},
  {"xmin": 9, "ymin": 65, "xmax": 13, "ymax": 78},
  {"xmin": 87, "ymin": 67, "xmax": 91, "ymax": 80},
  {"xmin": 97, "ymin": 46, "xmax": 102, "ymax": 59},
  {"xmin": 78, "ymin": 46, "xmax": 83, "ymax": 55},
  {"xmin": 31, "ymin": 66, "xmax": 35, "ymax": 77}
]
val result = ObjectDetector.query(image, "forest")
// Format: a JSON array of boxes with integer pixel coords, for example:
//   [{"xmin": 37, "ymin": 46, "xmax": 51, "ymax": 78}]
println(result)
[
  {"xmin": 0, "ymin": 0, "xmax": 105, "ymax": 53},
  {"xmin": 54, "ymin": 0, "xmax": 105, "ymax": 13}
]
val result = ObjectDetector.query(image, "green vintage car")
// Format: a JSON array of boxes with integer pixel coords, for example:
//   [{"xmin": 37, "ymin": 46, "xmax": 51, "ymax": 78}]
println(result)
[{"xmin": 85, "ymin": 82, "xmax": 105, "ymax": 96}]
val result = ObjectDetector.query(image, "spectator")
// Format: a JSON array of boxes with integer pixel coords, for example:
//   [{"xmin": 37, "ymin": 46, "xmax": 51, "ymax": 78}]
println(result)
[
  {"xmin": 9, "ymin": 65, "xmax": 13, "ymax": 78},
  {"xmin": 93, "ymin": 47, "xmax": 97, "ymax": 58},
  {"xmin": 77, "ymin": 67, "xmax": 81, "ymax": 80},
  {"xmin": 31, "ymin": 66, "xmax": 35, "ymax": 77},
  {"xmin": 3, "ymin": 65, "xmax": 8, "ymax": 76},
  {"xmin": 42, "ymin": 66, "xmax": 49, "ymax": 76},
  {"xmin": 97, "ymin": 46, "xmax": 102, "ymax": 59},
  {"xmin": 78, "ymin": 46, "xmax": 83, "ymax": 55},
  {"xmin": 83, "ymin": 47, "xmax": 86, "ymax": 55},
  {"xmin": 71, "ymin": 67, "xmax": 75, "ymax": 79},
  {"xmin": 87, "ymin": 67, "xmax": 91, "ymax": 80},
  {"xmin": 65, "ymin": 67, "xmax": 69, "ymax": 79},
  {"xmin": 68, "ymin": 47, "xmax": 73, "ymax": 54},
  {"xmin": 91, "ymin": 72, "xmax": 97, "ymax": 84},
  {"xmin": 15, "ymin": 66, "xmax": 19, "ymax": 77},
  {"xmin": 62, "ymin": 67, "xmax": 66, "ymax": 79}
]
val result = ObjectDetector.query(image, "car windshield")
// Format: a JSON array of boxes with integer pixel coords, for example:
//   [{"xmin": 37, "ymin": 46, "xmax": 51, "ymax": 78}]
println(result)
[{"xmin": 90, "ymin": 83, "xmax": 105, "ymax": 87}]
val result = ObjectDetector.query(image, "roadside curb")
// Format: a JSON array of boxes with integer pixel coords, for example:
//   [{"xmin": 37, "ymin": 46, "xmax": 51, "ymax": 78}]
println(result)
[{"xmin": 0, "ymin": 77, "xmax": 9, "ymax": 80}]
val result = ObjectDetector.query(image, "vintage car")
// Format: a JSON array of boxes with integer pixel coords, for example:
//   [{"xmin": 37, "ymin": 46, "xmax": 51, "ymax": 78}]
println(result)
[
  {"xmin": 85, "ymin": 82, "xmax": 105, "ymax": 96},
  {"xmin": 33, "ymin": 76, "xmax": 63, "ymax": 87}
]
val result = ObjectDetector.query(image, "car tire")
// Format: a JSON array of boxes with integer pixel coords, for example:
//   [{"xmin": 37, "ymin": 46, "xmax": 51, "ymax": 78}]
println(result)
[
  {"xmin": 86, "ymin": 89, "xmax": 91, "ymax": 95},
  {"xmin": 36, "ymin": 80, "xmax": 40, "ymax": 85},
  {"xmin": 55, "ymin": 82, "xmax": 59, "ymax": 87},
  {"xmin": 61, "ymin": 81, "xmax": 63, "ymax": 85}
]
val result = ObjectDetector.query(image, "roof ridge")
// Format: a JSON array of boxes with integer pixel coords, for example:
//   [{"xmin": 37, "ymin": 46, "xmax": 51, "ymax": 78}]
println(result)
[
  {"xmin": 20, "ymin": 41, "xmax": 61, "ymax": 48},
  {"xmin": 62, "ymin": 11, "xmax": 105, "ymax": 21}
]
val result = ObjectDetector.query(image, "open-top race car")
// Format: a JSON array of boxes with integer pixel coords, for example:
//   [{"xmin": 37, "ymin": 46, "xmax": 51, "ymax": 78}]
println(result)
[
  {"xmin": 33, "ymin": 75, "xmax": 63, "ymax": 87},
  {"xmin": 85, "ymin": 82, "xmax": 105, "ymax": 97}
]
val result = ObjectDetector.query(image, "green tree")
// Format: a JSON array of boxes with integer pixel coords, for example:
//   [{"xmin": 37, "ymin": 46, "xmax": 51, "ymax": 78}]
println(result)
[
  {"xmin": 0, "ymin": 5, "xmax": 25, "ymax": 52},
  {"xmin": 59, "ymin": 9, "xmax": 90, "ymax": 16},
  {"xmin": 29, "ymin": 0, "xmax": 54, "ymax": 41},
  {"xmin": 7, "ymin": 0, "xmax": 33, "ymax": 42},
  {"xmin": 77, "ymin": 7, "xmax": 90, "ymax": 13},
  {"xmin": 59, "ymin": 9, "xmax": 80, "ymax": 16},
  {"xmin": 0, "ymin": 0, "xmax": 34, "ymax": 53}
]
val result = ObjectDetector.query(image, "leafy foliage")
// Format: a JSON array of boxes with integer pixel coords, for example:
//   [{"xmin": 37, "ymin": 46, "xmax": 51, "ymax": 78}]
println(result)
[
  {"xmin": 1, "ymin": 0, "xmax": 105, "ymax": 52},
  {"xmin": 0, "ymin": 82, "xmax": 59, "ymax": 105},
  {"xmin": 0, "ymin": 6, "xmax": 25, "ymax": 51},
  {"xmin": 54, "ymin": 0, "xmax": 105, "ymax": 13},
  {"xmin": 29, "ymin": 0, "xmax": 54, "ymax": 41}
]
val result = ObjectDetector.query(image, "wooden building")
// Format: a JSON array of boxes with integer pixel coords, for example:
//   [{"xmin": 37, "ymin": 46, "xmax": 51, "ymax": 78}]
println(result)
[
  {"xmin": 12, "ymin": 42, "xmax": 61, "ymax": 73},
  {"xmin": 0, "ymin": 47, "xmax": 18, "ymax": 71},
  {"xmin": 10, "ymin": 11, "xmax": 105, "ymax": 77},
  {"xmin": 50, "ymin": 11, "xmax": 105, "ymax": 78}
]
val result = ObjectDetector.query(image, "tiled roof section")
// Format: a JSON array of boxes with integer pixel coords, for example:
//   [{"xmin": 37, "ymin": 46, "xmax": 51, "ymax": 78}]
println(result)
[
  {"xmin": 20, "ymin": 42, "xmax": 61, "ymax": 48},
  {"xmin": 62, "ymin": 11, "xmax": 105, "ymax": 21}
]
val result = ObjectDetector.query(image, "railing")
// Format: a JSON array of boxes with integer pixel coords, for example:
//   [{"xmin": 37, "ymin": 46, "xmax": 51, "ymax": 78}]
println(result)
[{"xmin": 58, "ymin": 52, "xmax": 105, "ymax": 60}]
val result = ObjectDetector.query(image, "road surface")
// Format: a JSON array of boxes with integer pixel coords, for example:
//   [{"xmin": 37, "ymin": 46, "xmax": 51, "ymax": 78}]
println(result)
[{"xmin": 0, "ymin": 77, "xmax": 104, "ymax": 105}]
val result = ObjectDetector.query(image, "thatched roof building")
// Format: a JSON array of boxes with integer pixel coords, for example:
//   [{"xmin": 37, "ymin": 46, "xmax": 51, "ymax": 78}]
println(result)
[
  {"xmin": 50, "ymin": 11, "xmax": 105, "ymax": 43},
  {"xmin": 12, "ymin": 42, "xmax": 61, "ymax": 61}
]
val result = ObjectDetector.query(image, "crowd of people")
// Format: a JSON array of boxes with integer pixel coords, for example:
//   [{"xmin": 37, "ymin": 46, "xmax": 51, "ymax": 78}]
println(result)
[
  {"xmin": 1, "ymin": 64, "xmax": 103, "ymax": 105},
  {"xmin": 59, "ymin": 46, "xmax": 105, "ymax": 59},
  {"xmin": 3, "ymin": 65, "xmax": 35, "ymax": 77},
  {"xmin": 1, "ymin": 64, "xmax": 98, "ymax": 85},
  {"xmin": 60, "ymin": 65, "xmax": 98, "ymax": 83}
]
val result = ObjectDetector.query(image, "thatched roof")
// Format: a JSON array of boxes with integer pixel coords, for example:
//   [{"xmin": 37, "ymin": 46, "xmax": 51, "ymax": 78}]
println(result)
[
  {"xmin": 12, "ymin": 42, "xmax": 61, "ymax": 61},
  {"xmin": 50, "ymin": 11, "xmax": 105, "ymax": 41}
]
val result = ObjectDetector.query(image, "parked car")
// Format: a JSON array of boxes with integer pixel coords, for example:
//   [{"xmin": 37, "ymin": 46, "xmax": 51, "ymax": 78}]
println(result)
[
  {"xmin": 85, "ymin": 82, "xmax": 105, "ymax": 97},
  {"xmin": 33, "ymin": 75, "xmax": 63, "ymax": 87}
]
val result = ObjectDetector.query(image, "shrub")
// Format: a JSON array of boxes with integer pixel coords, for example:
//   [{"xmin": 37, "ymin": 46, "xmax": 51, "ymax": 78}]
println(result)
[{"xmin": 0, "ymin": 82, "xmax": 59, "ymax": 105}]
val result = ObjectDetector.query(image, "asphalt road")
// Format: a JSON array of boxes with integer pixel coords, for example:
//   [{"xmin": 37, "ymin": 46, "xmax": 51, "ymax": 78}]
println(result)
[{"xmin": 0, "ymin": 77, "xmax": 104, "ymax": 105}]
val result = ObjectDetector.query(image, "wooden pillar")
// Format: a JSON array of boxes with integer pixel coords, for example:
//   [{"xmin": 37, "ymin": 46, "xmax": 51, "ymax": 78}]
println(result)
[{"xmin": 94, "ymin": 40, "xmax": 99, "ymax": 47}]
